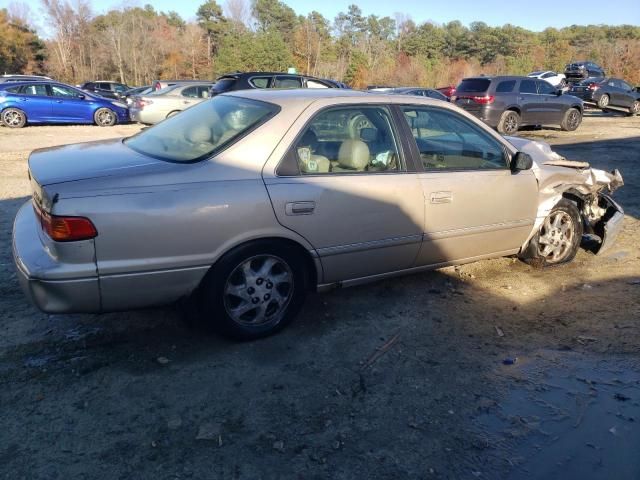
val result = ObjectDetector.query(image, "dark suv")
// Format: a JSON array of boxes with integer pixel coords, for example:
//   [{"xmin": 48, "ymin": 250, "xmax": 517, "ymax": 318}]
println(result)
[
  {"xmin": 209, "ymin": 72, "xmax": 348, "ymax": 96},
  {"xmin": 564, "ymin": 61, "xmax": 605, "ymax": 83},
  {"xmin": 453, "ymin": 76, "xmax": 584, "ymax": 134},
  {"xmin": 79, "ymin": 81, "xmax": 129, "ymax": 100}
]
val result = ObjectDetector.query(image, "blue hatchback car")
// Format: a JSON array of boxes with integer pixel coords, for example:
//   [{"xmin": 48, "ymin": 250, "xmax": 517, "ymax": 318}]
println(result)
[{"xmin": 0, "ymin": 81, "xmax": 129, "ymax": 128}]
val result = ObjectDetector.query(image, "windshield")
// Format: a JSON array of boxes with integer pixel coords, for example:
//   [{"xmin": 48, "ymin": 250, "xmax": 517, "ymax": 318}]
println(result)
[{"xmin": 124, "ymin": 95, "xmax": 278, "ymax": 162}]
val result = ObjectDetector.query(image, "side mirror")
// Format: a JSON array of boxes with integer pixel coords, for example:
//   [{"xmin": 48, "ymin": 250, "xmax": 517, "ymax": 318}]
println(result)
[
  {"xmin": 78, "ymin": 94, "xmax": 85, "ymax": 100},
  {"xmin": 556, "ymin": 89, "xmax": 563, "ymax": 96},
  {"xmin": 512, "ymin": 152, "xmax": 533, "ymax": 171}
]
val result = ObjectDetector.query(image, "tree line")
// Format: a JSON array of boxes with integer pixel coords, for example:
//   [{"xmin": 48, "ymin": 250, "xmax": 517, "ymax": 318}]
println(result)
[{"xmin": 2, "ymin": 0, "xmax": 639, "ymax": 88}]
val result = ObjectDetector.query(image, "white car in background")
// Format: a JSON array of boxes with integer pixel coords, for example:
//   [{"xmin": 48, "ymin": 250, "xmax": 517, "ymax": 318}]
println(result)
[{"xmin": 528, "ymin": 71, "xmax": 567, "ymax": 88}]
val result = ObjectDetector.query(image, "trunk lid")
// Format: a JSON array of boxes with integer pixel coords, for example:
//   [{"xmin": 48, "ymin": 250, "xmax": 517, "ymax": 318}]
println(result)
[{"xmin": 28, "ymin": 138, "xmax": 171, "ymax": 187}]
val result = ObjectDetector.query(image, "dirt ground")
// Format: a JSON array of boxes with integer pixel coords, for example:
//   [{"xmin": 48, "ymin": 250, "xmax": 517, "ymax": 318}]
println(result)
[{"xmin": 1, "ymin": 110, "xmax": 639, "ymax": 480}]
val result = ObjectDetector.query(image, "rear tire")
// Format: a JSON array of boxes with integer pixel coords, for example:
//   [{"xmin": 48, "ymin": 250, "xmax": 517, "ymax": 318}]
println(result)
[
  {"xmin": 94, "ymin": 108, "xmax": 117, "ymax": 127},
  {"xmin": 520, "ymin": 199, "xmax": 583, "ymax": 267},
  {"xmin": 2, "ymin": 108, "xmax": 26, "ymax": 128},
  {"xmin": 597, "ymin": 94, "xmax": 610, "ymax": 109},
  {"xmin": 497, "ymin": 110, "xmax": 520, "ymax": 135},
  {"xmin": 629, "ymin": 100, "xmax": 640, "ymax": 116},
  {"xmin": 198, "ymin": 240, "xmax": 308, "ymax": 340},
  {"xmin": 560, "ymin": 107, "xmax": 582, "ymax": 131}
]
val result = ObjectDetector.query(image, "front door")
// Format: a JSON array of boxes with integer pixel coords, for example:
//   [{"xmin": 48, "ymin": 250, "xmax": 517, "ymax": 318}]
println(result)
[
  {"xmin": 265, "ymin": 105, "xmax": 424, "ymax": 284},
  {"xmin": 49, "ymin": 84, "xmax": 94, "ymax": 122},
  {"xmin": 396, "ymin": 105, "xmax": 539, "ymax": 266},
  {"xmin": 536, "ymin": 80, "xmax": 564, "ymax": 124},
  {"xmin": 518, "ymin": 78, "xmax": 541, "ymax": 124}
]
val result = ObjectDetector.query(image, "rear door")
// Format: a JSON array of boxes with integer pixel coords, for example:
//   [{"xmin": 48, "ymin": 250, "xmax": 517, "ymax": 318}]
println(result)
[
  {"xmin": 518, "ymin": 79, "xmax": 540, "ymax": 124},
  {"xmin": 264, "ymin": 104, "xmax": 424, "ymax": 284},
  {"xmin": 49, "ymin": 84, "xmax": 94, "ymax": 122},
  {"xmin": 397, "ymin": 105, "xmax": 538, "ymax": 266},
  {"xmin": 14, "ymin": 84, "xmax": 52, "ymax": 121}
]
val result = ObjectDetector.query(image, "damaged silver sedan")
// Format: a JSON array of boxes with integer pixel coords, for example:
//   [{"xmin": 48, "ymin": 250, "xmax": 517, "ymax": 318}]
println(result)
[{"xmin": 12, "ymin": 89, "xmax": 624, "ymax": 339}]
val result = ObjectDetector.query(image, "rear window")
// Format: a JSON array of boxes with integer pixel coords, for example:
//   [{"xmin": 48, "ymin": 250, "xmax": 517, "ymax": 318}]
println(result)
[
  {"xmin": 212, "ymin": 78, "xmax": 236, "ymax": 94},
  {"xmin": 456, "ymin": 79, "xmax": 491, "ymax": 93},
  {"xmin": 124, "ymin": 95, "xmax": 278, "ymax": 162},
  {"xmin": 578, "ymin": 77, "xmax": 603, "ymax": 86},
  {"xmin": 496, "ymin": 81, "xmax": 515, "ymax": 93}
]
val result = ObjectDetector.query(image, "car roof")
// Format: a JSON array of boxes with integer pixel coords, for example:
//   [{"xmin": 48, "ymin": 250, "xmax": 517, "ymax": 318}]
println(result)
[
  {"xmin": 223, "ymin": 88, "xmax": 456, "ymax": 109},
  {"xmin": 462, "ymin": 76, "xmax": 528, "ymax": 81}
]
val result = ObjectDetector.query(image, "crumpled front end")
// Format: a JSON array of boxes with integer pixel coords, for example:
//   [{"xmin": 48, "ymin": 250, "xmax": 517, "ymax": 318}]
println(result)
[{"xmin": 506, "ymin": 136, "xmax": 624, "ymax": 255}]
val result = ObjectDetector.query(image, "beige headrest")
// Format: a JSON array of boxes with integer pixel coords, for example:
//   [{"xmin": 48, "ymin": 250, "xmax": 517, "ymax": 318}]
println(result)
[
  {"xmin": 338, "ymin": 139, "xmax": 370, "ymax": 170},
  {"xmin": 187, "ymin": 124, "xmax": 212, "ymax": 143},
  {"xmin": 300, "ymin": 154, "xmax": 330, "ymax": 173}
]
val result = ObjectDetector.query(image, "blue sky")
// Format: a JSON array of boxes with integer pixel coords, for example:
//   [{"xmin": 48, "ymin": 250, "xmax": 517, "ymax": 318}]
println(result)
[{"xmin": 4, "ymin": 0, "xmax": 640, "ymax": 33}]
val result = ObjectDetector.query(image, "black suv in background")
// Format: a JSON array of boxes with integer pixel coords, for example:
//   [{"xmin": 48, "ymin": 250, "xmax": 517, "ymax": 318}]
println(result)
[
  {"xmin": 453, "ymin": 76, "xmax": 584, "ymax": 134},
  {"xmin": 569, "ymin": 77, "xmax": 640, "ymax": 115},
  {"xmin": 209, "ymin": 72, "xmax": 348, "ymax": 96},
  {"xmin": 564, "ymin": 61, "xmax": 605, "ymax": 83},
  {"xmin": 79, "ymin": 81, "xmax": 129, "ymax": 100}
]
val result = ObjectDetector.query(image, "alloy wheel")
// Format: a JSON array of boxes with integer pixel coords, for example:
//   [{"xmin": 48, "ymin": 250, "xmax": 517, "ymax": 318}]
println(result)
[
  {"xmin": 97, "ymin": 109, "xmax": 115, "ymax": 126},
  {"xmin": 632, "ymin": 101, "xmax": 640, "ymax": 115},
  {"xmin": 3, "ymin": 110, "xmax": 24, "ymax": 127},
  {"xmin": 537, "ymin": 211, "xmax": 575, "ymax": 262},
  {"xmin": 599, "ymin": 95, "xmax": 609, "ymax": 108},
  {"xmin": 223, "ymin": 255, "xmax": 294, "ymax": 327},
  {"xmin": 567, "ymin": 110, "xmax": 580, "ymax": 129},
  {"xmin": 504, "ymin": 113, "xmax": 518, "ymax": 134}
]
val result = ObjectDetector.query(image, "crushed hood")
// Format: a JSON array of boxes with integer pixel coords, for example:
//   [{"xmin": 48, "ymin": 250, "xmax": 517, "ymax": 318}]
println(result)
[{"xmin": 505, "ymin": 136, "xmax": 624, "ymax": 196}]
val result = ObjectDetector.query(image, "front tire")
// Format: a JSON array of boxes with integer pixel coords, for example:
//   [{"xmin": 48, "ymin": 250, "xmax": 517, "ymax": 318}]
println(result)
[
  {"xmin": 94, "ymin": 107, "xmax": 117, "ymax": 127},
  {"xmin": 629, "ymin": 100, "xmax": 640, "ymax": 116},
  {"xmin": 561, "ymin": 107, "xmax": 582, "ymax": 131},
  {"xmin": 2, "ymin": 108, "xmax": 26, "ymax": 128},
  {"xmin": 497, "ymin": 110, "xmax": 520, "ymax": 135},
  {"xmin": 597, "ymin": 94, "xmax": 610, "ymax": 109},
  {"xmin": 198, "ymin": 241, "xmax": 308, "ymax": 340},
  {"xmin": 520, "ymin": 199, "xmax": 583, "ymax": 267}
]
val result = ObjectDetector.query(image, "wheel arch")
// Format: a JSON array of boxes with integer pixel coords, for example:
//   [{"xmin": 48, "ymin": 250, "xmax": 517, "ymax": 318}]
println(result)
[
  {"xmin": 505, "ymin": 106, "xmax": 521, "ymax": 115},
  {"xmin": 200, "ymin": 235, "xmax": 320, "ymax": 294}
]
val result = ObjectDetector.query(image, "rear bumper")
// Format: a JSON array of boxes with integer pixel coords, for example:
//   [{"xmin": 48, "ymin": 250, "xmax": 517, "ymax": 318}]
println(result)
[{"xmin": 12, "ymin": 202, "xmax": 101, "ymax": 313}]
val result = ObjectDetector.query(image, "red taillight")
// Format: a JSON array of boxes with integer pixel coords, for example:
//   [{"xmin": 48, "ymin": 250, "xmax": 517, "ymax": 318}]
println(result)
[
  {"xmin": 472, "ymin": 95, "xmax": 494, "ymax": 104},
  {"xmin": 588, "ymin": 83, "xmax": 600, "ymax": 91},
  {"xmin": 135, "ymin": 98, "xmax": 152, "ymax": 109},
  {"xmin": 154, "ymin": 81, "xmax": 161, "ymax": 90},
  {"xmin": 34, "ymin": 204, "xmax": 97, "ymax": 242},
  {"xmin": 458, "ymin": 95, "xmax": 495, "ymax": 104}
]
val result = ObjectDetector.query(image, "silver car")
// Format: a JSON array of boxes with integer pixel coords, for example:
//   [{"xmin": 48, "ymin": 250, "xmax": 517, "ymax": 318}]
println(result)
[
  {"xmin": 13, "ymin": 89, "xmax": 624, "ymax": 339},
  {"xmin": 129, "ymin": 83, "xmax": 213, "ymax": 124}
]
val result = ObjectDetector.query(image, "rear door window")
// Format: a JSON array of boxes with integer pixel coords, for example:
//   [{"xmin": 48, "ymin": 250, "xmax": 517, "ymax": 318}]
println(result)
[
  {"xmin": 519, "ymin": 80, "xmax": 537, "ymax": 94},
  {"xmin": 496, "ymin": 81, "xmax": 516, "ymax": 93},
  {"xmin": 288, "ymin": 106, "xmax": 401, "ymax": 175},
  {"xmin": 456, "ymin": 79, "xmax": 491, "ymax": 93},
  {"xmin": 273, "ymin": 76, "xmax": 303, "ymax": 88},
  {"xmin": 19, "ymin": 84, "xmax": 48, "ymax": 96}
]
